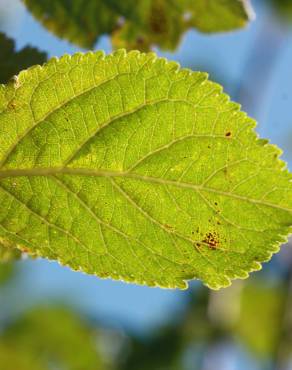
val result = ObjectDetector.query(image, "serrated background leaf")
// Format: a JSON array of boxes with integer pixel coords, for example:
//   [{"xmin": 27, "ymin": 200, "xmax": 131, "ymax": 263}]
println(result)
[
  {"xmin": 22, "ymin": 0, "xmax": 252, "ymax": 50},
  {"xmin": 0, "ymin": 50, "xmax": 291, "ymax": 289}
]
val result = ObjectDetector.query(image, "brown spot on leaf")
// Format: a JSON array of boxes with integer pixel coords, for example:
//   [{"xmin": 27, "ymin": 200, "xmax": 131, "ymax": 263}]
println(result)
[
  {"xmin": 225, "ymin": 131, "xmax": 232, "ymax": 138},
  {"xmin": 8, "ymin": 100, "xmax": 17, "ymax": 110},
  {"xmin": 20, "ymin": 246, "xmax": 30, "ymax": 253},
  {"xmin": 202, "ymin": 231, "xmax": 220, "ymax": 249}
]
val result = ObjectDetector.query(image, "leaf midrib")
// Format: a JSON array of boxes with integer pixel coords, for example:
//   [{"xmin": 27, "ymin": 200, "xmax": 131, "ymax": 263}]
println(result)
[{"xmin": 0, "ymin": 167, "xmax": 290, "ymax": 213}]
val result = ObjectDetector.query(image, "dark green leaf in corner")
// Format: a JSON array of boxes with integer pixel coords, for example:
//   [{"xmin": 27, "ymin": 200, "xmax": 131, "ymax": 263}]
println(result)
[
  {"xmin": 21, "ymin": 0, "xmax": 253, "ymax": 51},
  {"xmin": 0, "ymin": 50, "xmax": 291, "ymax": 289},
  {"xmin": 0, "ymin": 32, "xmax": 47, "ymax": 84}
]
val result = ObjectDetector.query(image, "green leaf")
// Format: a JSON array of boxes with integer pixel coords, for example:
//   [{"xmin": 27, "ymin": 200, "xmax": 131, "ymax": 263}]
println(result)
[
  {"xmin": 237, "ymin": 281, "xmax": 286, "ymax": 356},
  {"xmin": 0, "ymin": 307, "xmax": 105, "ymax": 370},
  {"xmin": 0, "ymin": 50, "xmax": 291, "ymax": 289},
  {"xmin": 270, "ymin": 0, "xmax": 292, "ymax": 22},
  {"xmin": 0, "ymin": 242, "xmax": 20, "ymax": 286},
  {"xmin": 0, "ymin": 32, "xmax": 46, "ymax": 263},
  {"xmin": 0, "ymin": 261, "xmax": 15, "ymax": 286},
  {"xmin": 0, "ymin": 241, "xmax": 21, "ymax": 285},
  {"xmin": 22, "ymin": 0, "xmax": 253, "ymax": 51},
  {"xmin": 0, "ymin": 242, "xmax": 21, "ymax": 262},
  {"xmin": 0, "ymin": 32, "xmax": 47, "ymax": 84}
]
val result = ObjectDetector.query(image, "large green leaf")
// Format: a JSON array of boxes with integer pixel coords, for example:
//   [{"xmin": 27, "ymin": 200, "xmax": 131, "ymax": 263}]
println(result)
[
  {"xmin": 0, "ymin": 32, "xmax": 46, "ymax": 261},
  {"xmin": 22, "ymin": 0, "xmax": 253, "ymax": 50},
  {"xmin": 0, "ymin": 50, "xmax": 291, "ymax": 289},
  {"xmin": 0, "ymin": 32, "xmax": 47, "ymax": 84}
]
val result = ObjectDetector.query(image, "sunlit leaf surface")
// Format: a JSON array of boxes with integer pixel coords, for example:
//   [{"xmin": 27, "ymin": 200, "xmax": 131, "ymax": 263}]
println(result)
[
  {"xmin": 22, "ymin": 0, "xmax": 253, "ymax": 50},
  {"xmin": 0, "ymin": 50, "xmax": 291, "ymax": 289}
]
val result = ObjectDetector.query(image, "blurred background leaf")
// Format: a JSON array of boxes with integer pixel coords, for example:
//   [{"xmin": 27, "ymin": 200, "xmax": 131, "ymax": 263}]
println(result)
[
  {"xmin": 0, "ymin": 244, "xmax": 21, "ymax": 286},
  {"xmin": 270, "ymin": 0, "xmax": 292, "ymax": 22},
  {"xmin": 21, "ymin": 0, "xmax": 252, "ymax": 51},
  {"xmin": 237, "ymin": 281, "xmax": 286, "ymax": 357},
  {"xmin": 0, "ymin": 247, "xmax": 292, "ymax": 369},
  {"xmin": 0, "ymin": 243, "xmax": 21, "ymax": 263},
  {"xmin": 0, "ymin": 307, "xmax": 106, "ymax": 370},
  {"xmin": 0, "ymin": 261, "xmax": 15, "ymax": 287}
]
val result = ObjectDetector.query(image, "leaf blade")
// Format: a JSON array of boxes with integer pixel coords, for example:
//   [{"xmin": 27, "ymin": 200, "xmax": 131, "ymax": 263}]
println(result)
[{"xmin": 0, "ymin": 50, "xmax": 291, "ymax": 289}]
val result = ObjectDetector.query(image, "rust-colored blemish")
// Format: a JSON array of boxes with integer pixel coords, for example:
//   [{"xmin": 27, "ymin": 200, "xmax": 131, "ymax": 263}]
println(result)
[
  {"xmin": 8, "ymin": 100, "xmax": 17, "ymax": 110},
  {"xmin": 225, "ymin": 131, "xmax": 232, "ymax": 138},
  {"xmin": 19, "ymin": 246, "xmax": 29, "ymax": 253},
  {"xmin": 202, "ymin": 231, "xmax": 220, "ymax": 249}
]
